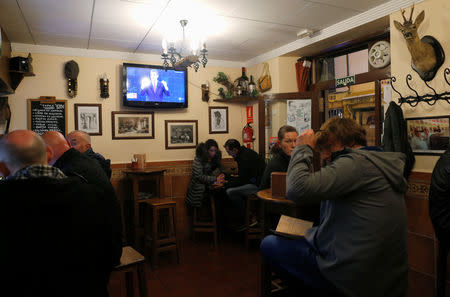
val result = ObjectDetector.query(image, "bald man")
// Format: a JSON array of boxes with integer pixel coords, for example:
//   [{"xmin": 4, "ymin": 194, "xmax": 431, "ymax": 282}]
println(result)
[
  {"xmin": 67, "ymin": 130, "xmax": 112, "ymax": 178},
  {"xmin": 0, "ymin": 130, "xmax": 122, "ymax": 297},
  {"xmin": 42, "ymin": 131, "xmax": 111, "ymax": 189}
]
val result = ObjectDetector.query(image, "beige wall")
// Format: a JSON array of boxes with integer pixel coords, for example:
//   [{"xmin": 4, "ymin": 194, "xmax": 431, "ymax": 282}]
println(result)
[
  {"xmin": 8, "ymin": 52, "xmax": 243, "ymax": 163},
  {"xmin": 246, "ymin": 56, "xmax": 300, "ymax": 153},
  {"xmin": 390, "ymin": 0, "xmax": 450, "ymax": 172}
]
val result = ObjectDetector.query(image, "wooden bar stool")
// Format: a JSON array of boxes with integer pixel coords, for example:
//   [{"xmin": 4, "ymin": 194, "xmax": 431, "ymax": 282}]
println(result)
[
  {"xmin": 143, "ymin": 198, "xmax": 179, "ymax": 270},
  {"xmin": 192, "ymin": 194, "xmax": 218, "ymax": 249},
  {"xmin": 245, "ymin": 194, "xmax": 263, "ymax": 249},
  {"xmin": 113, "ymin": 246, "xmax": 148, "ymax": 297}
]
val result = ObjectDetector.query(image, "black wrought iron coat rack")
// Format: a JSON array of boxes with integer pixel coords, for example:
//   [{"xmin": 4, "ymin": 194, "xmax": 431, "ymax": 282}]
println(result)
[{"xmin": 391, "ymin": 67, "xmax": 450, "ymax": 107}]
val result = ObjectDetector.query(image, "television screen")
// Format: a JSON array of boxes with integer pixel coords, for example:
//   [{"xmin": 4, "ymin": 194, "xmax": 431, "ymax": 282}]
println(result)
[{"xmin": 122, "ymin": 63, "xmax": 188, "ymax": 108}]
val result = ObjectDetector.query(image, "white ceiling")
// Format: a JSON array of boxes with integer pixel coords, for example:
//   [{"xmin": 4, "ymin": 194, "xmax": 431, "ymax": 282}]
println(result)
[{"xmin": 0, "ymin": 0, "xmax": 418, "ymax": 63}]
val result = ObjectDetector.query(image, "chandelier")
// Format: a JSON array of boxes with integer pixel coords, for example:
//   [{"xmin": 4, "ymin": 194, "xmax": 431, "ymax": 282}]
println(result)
[{"xmin": 161, "ymin": 20, "xmax": 208, "ymax": 72}]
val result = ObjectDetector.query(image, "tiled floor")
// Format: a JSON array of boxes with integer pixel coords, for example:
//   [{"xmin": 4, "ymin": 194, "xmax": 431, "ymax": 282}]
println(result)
[{"xmin": 109, "ymin": 234, "xmax": 261, "ymax": 297}]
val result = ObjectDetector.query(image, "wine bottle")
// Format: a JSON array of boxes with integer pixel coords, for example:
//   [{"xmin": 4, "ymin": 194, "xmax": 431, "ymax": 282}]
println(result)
[
  {"xmin": 248, "ymin": 75, "xmax": 256, "ymax": 96},
  {"xmin": 240, "ymin": 67, "xmax": 249, "ymax": 95}
]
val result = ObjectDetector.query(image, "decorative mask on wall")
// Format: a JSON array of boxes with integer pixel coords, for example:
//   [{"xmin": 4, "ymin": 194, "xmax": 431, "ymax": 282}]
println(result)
[
  {"xmin": 100, "ymin": 74, "xmax": 109, "ymax": 99},
  {"xmin": 394, "ymin": 5, "xmax": 445, "ymax": 81},
  {"xmin": 64, "ymin": 60, "xmax": 79, "ymax": 98}
]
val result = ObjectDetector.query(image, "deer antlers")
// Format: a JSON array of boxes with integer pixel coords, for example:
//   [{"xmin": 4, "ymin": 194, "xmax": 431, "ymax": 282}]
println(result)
[{"xmin": 401, "ymin": 4, "xmax": 414, "ymax": 23}]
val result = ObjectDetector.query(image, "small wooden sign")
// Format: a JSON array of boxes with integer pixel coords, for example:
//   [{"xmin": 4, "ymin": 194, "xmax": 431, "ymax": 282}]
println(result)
[
  {"xmin": 28, "ymin": 96, "xmax": 67, "ymax": 135},
  {"xmin": 336, "ymin": 75, "xmax": 355, "ymax": 88}
]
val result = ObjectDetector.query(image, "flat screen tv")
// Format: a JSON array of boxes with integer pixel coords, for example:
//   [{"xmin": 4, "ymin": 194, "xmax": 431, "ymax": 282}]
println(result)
[{"xmin": 122, "ymin": 63, "xmax": 188, "ymax": 108}]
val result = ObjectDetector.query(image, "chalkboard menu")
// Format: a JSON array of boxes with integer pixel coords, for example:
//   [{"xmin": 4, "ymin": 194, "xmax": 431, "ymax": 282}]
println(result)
[{"xmin": 28, "ymin": 97, "xmax": 67, "ymax": 135}]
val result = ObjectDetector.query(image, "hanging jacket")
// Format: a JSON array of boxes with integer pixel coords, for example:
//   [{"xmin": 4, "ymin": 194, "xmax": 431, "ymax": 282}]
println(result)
[{"xmin": 382, "ymin": 101, "xmax": 415, "ymax": 178}]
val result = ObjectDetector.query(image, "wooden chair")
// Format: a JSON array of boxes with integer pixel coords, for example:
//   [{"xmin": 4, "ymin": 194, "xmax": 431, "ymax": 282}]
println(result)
[
  {"xmin": 113, "ymin": 246, "xmax": 147, "ymax": 297},
  {"xmin": 143, "ymin": 198, "xmax": 179, "ymax": 270},
  {"xmin": 245, "ymin": 194, "xmax": 263, "ymax": 249},
  {"xmin": 192, "ymin": 194, "xmax": 218, "ymax": 249}
]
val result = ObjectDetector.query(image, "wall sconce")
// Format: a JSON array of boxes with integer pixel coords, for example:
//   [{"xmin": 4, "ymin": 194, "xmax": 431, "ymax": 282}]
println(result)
[
  {"xmin": 100, "ymin": 74, "xmax": 109, "ymax": 99},
  {"xmin": 201, "ymin": 81, "xmax": 209, "ymax": 102},
  {"xmin": 64, "ymin": 60, "xmax": 79, "ymax": 98}
]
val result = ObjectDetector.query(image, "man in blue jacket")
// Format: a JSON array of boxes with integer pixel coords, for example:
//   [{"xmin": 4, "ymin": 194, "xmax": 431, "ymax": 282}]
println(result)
[{"xmin": 261, "ymin": 118, "xmax": 408, "ymax": 297}]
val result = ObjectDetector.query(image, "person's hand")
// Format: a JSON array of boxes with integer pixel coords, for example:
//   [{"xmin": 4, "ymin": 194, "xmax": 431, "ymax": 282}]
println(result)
[
  {"xmin": 216, "ymin": 173, "xmax": 225, "ymax": 184},
  {"xmin": 296, "ymin": 129, "xmax": 316, "ymax": 149},
  {"xmin": 161, "ymin": 80, "xmax": 168, "ymax": 90}
]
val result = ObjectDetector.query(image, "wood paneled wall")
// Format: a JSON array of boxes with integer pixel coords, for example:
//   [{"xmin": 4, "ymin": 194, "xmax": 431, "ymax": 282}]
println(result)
[{"xmin": 406, "ymin": 171, "xmax": 450, "ymax": 297}]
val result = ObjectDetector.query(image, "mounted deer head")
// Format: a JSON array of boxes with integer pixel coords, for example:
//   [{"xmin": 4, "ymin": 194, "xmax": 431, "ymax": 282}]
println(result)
[{"xmin": 394, "ymin": 5, "xmax": 445, "ymax": 81}]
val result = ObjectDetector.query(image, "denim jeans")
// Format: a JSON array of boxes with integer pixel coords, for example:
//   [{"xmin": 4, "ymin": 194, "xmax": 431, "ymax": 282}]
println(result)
[
  {"xmin": 260, "ymin": 235, "xmax": 338, "ymax": 294},
  {"xmin": 226, "ymin": 183, "xmax": 258, "ymax": 224}
]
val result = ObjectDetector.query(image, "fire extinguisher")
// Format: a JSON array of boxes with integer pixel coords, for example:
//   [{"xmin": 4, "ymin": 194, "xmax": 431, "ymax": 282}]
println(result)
[{"xmin": 242, "ymin": 123, "xmax": 254, "ymax": 148}]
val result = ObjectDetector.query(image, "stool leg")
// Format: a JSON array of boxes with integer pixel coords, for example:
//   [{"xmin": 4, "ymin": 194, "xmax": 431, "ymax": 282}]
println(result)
[
  {"xmin": 137, "ymin": 262, "xmax": 148, "ymax": 297},
  {"xmin": 192, "ymin": 207, "xmax": 198, "ymax": 242},
  {"xmin": 151, "ymin": 206, "xmax": 159, "ymax": 270},
  {"xmin": 245, "ymin": 197, "xmax": 251, "ymax": 249},
  {"xmin": 124, "ymin": 270, "xmax": 135, "ymax": 297},
  {"xmin": 172, "ymin": 206, "xmax": 180, "ymax": 264},
  {"xmin": 210, "ymin": 196, "xmax": 218, "ymax": 249},
  {"xmin": 437, "ymin": 241, "xmax": 448, "ymax": 297}
]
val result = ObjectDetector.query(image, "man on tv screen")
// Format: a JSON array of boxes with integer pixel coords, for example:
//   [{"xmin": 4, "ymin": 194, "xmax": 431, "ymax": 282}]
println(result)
[{"xmin": 140, "ymin": 69, "xmax": 170, "ymax": 101}]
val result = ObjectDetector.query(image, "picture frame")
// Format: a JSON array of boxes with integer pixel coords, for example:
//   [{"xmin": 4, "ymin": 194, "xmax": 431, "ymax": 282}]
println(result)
[
  {"xmin": 209, "ymin": 106, "xmax": 228, "ymax": 134},
  {"xmin": 165, "ymin": 120, "xmax": 198, "ymax": 149},
  {"xmin": 74, "ymin": 104, "xmax": 102, "ymax": 135},
  {"xmin": 112, "ymin": 111, "xmax": 154, "ymax": 140},
  {"xmin": 406, "ymin": 115, "xmax": 450, "ymax": 155}
]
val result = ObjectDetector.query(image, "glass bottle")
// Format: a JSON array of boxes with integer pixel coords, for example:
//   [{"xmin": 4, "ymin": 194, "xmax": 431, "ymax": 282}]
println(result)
[
  {"xmin": 240, "ymin": 67, "xmax": 249, "ymax": 95},
  {"xmin": 248, "ymin": 75, "xmax": 256, "ymax": 96}
]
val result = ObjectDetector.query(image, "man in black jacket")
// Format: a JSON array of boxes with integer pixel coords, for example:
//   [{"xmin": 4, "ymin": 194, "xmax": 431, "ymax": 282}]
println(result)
[
  {"xmin": 0, "ymin": 130, "xmax": 122, "ymax": 297},
  {"xmin": 223, "ymin": 139, "xmax": 266, "ymax": 230},
  {"xmin": 42, "ymin": 131, "xmax": 112, "ymax": 191},
  {"xmin": 429, "ymin": 148, "xmax": 450, "ymax": 247},
  {"xmin": 67, "ymin": 130, "xmax": 112, "ymax": 179}
]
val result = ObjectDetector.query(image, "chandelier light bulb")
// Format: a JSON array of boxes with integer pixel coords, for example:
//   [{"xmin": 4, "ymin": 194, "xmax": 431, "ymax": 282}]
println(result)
[{"xmin": 162, "ymin": 39, "xmax": 168, "ymax": 54}]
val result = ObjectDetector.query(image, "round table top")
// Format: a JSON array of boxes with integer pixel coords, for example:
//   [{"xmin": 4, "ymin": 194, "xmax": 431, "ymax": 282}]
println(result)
[{"xmin": 257, "ymin": 189, "xmax": 295, "ymax": 204}]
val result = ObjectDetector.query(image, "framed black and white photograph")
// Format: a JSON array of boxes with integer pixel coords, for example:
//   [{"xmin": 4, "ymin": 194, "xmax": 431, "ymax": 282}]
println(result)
[
  {"xmin": 209, "ymin": 106, "xmax": 228, "ymax": 134},
  {"xmin": 406, "ymin": 116, "xmax": 450, "ymax": 155},
  {"xmin": 112, "ymin": 111, "xmax": 154, "ymax": 140},
  {"xmin": 165, "ymin": 120, "xmax": 198, "ymax": 149},
  {"xmin": 74, "ymin": 104, "xmax": 102, "ymax": 135}
]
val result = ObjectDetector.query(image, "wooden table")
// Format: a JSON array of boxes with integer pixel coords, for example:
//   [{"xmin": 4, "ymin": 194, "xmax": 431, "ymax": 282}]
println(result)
[
  {"xmin": 256, "ymin": 189, "xmax": 295, "ymax": 236},
  {"xmin": 123, "ymin": 168, "xmax": 166, "ymax": 251}
]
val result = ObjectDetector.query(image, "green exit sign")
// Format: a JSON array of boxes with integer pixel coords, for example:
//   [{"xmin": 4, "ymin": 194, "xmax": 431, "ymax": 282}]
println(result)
[{"xmin": 336, "ymin": 75, "xmax": 355, "ymax": 88}]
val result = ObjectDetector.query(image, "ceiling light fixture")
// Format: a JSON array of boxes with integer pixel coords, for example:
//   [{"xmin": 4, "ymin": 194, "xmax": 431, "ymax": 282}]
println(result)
[{"xmin": 161, "ymin": 20, "xmax": 208, "ymax": 72}]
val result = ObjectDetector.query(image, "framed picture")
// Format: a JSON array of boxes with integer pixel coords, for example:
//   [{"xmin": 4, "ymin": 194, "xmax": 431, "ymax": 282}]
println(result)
[
  {"xmin": 165, "ymin": 120, "xmax": 198, "ymax": 149},
  {"xmin": 209, "ymin": 106, "xmax": 228, "ymax": 134},
  {"xmin": 112, "ymin": 111, "xmax": 154, "ymax": 140},
  {"xmin": 74, "ymin": 104, "xmax": 102, "ymax": 135},
  {"xmin": 406, "ymin": 116, "xmax": 450, "ymax": 155}
]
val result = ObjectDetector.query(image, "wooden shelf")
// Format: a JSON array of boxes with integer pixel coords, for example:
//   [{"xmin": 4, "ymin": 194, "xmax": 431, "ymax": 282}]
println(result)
[{"xmin": 213, "ymin": 96, "xmax": 259, "ymax": 103}]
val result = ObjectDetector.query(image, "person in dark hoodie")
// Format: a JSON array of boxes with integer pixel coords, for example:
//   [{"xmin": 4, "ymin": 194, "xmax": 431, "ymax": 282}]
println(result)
[
  {"xmin": 223, "ymin": 139, "xmax": 266, "ymax": 231},
  {"xmin": 261, "ymin": 118, "xmax": 408, "ymax": 297},
  {"xmin": 0, "ymin": 130, "xmax": 121, "ymax": 297},
  {"xmin": 67, "ymin": 130, "xmax": 112, "ymax": 179}
]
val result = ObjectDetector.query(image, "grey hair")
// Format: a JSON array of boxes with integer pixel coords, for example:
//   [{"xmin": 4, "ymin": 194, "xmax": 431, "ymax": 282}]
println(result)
[{"xmin": 0, "ymin": 133, "xmax": 47, "ymax": 171}]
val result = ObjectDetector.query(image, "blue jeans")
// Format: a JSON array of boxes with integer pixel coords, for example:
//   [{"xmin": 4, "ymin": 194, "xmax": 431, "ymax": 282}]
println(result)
[
  {"xmin": 226, "ymin": 184, "xmax": 258, "ymax": 224},
  {"xmin": 260, "ymin": 235, "xmax": 337, "ymax": 293}
]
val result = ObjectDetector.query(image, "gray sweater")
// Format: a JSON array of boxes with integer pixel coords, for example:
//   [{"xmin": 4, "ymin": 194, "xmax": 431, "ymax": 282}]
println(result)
[{"xmin": 287, "ymin": 145, "xmax": 408, "ymax": 297}]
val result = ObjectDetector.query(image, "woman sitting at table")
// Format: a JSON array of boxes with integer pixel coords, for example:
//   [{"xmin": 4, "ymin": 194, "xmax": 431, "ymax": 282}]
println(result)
[
  {"xmin": 260, "ymin": 125, "xmax": 298, "ymax": 190},
  {"xmin": 186, "ymin": 139, "xmax": 225, "ymax": 208},
  {"xmin": 260, "ymin": 125, "xmax": 319, "ymax": 226}
]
